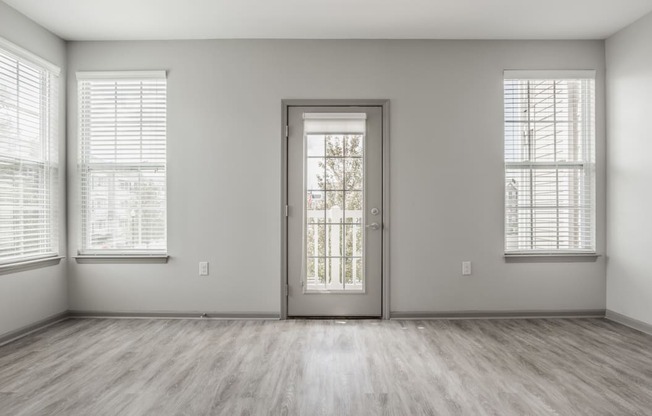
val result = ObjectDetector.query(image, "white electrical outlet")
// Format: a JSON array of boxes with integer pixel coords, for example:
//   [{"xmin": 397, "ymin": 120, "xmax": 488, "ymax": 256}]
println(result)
[
  {"xmin": 462, "ymin": 261, "xmax": 472, "ymax": 276},
  {"xmin": 199, "ymin": 261, "xmax": 209, "ymax": 276}
]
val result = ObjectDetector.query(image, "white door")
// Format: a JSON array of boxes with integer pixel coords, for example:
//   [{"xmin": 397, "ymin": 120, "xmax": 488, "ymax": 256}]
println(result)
[{"xmin": 287, "ymin": 106, "xmax": 383, "ymax": 317}]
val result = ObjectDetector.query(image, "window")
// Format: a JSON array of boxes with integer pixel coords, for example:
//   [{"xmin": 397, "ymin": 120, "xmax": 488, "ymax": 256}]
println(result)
[
  {"xmin": 303, "ymin": 113, "xmax": 366, "ymax": 291},
  {"xmin": 504, "ymin": 70, "xmax": 595, "ymax": 254},
  {"xmin": 0, "ymin": 38, "xmax": 60, "ymax": 265},
  {"xmin": 78, "ymin": 71, "xmax": 167, "ymax": 255}
]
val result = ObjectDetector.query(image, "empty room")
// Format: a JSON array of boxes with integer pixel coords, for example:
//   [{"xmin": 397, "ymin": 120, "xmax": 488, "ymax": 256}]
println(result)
[{"xmin": 1, "ymin": 0, "xmax": 652, "ymax": 414}]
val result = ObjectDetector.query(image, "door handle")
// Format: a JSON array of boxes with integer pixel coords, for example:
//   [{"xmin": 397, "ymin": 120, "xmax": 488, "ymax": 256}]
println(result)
[{"xmin": 366, "ymin": 222, "xmax": 380, "ymax": 230}]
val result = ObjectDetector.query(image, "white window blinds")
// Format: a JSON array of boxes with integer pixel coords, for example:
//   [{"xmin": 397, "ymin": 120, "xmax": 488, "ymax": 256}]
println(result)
[
  {"xmin": 0, "ymin": 39, "xmax": 59, "ymax": 264},
  {"xmin": 78, "ymin": 71, "xmax": 167, "ymax": 254},
  {"xmin": 504, "ymin": 70, "xmax": 595, "ymax": 254}
]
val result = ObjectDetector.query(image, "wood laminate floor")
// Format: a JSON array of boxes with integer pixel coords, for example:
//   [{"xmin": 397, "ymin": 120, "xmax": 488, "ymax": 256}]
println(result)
[{"xmin": 0, "ymin": 318, "xmax": 651, "ymax": 415}]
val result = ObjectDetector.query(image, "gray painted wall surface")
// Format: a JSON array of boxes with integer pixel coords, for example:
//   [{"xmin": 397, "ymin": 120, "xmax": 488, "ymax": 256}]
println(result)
[
  {"xmin": 0, "ymin": 2, "xmax": 68, "ymax": 337},
  {"xmin": 606, "ymin": 11, "xmax": 652, "ymax": 326},
  {"xmin": 66, "ymin": 39, "xmax": 607, "ymax": 315}
]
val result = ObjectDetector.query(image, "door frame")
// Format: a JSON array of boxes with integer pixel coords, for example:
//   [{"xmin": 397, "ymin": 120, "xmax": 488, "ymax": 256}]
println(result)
[{"xmin": 280, "ymin": 99, "xmax": 390, "ymax": 319}]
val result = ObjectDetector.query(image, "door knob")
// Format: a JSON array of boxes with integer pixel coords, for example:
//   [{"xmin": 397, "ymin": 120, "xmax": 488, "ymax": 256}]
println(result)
[{"xmin": 366, "ymin": 222, "xmax": 380, "ymax": 230}]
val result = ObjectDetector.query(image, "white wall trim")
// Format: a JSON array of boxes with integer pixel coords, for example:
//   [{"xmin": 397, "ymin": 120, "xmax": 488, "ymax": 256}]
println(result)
[
  {"xmin": 0, "ymin": 36, "xmax": 61, "ymax": 75},
  {"xmin": 76, "ymin": 70, "xmax": 167, "ymax": 80},
  {"xmin": 0, "ymin": 255, "xmax": 63, "ymax": 275},
  {"xmin": 280, "ymin": 99, "xmax": 391, "ymax": 320},
  {"xmin": 504, "ymin": 69, "xmax": 596, "ymax": 79},
  {"xmin": 68, "ymin": 311, "xmax": 279, "ymax": 320},
  {"xmin": 73, "ymin": 255, "xmax": 169, "ymax": 264},
  {"xmin": 605, "ymin": 310, "xmax": 652, "ymax": 336},
  {"xmin": 0, "ymin": 312, "xmax": 68, "ymax": 347},
  {"xmin": 391, "ymin": 309, "xmax": 605, "ymax": 320}
]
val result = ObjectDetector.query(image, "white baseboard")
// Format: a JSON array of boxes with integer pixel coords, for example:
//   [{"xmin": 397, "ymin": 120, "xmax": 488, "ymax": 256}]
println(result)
[
  {"xmin": 605, "ymin": 310, "xmax": 652, "ymax": 336},
  {"xmin": 5, "ymin": 309, "xmax": 633, "ymax": 348},
  {"xmin": 0, "ymin": 310, "xmax": 279, "ymax": 346},
  {"xmin": 0, "ymin": 312, "xmax": 69, "ymax": 347},
  {"xmin": 390, "ymin": 309, "xmax": 606, "ymax": 320},
  {"xmin": 67, "ymin": 310, "xmax": 280, "ymax": 320}
]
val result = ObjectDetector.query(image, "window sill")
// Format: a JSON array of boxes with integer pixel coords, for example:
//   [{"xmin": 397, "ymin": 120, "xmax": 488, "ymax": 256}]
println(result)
[
  {"xmin": 0, "ymin": 255, "xmax": 64, "ymax": 275},
  {"xmin": 504, "ymin": 253, "xmax": 600, "ymax": 263},
  {"xmin": 74, "ymin": 255, "xmax": 169, "ymax": 264}
]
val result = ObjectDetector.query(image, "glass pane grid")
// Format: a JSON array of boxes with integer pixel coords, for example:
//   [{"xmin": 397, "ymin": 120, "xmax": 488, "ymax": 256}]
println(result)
[
  {"xmin": 0, "ymin": 49, "xmax": 58, "ymax": 263},
  {"xmin": 504, "ymin": 78, "xmax": 595, "ymax": 252},
  {"xmin": 305, "ymin": 133, "xmax": 364, "ymax": 291},
  {"xmin": 79, "ymin": 78, "xmax": 167, "ymax": 253}
]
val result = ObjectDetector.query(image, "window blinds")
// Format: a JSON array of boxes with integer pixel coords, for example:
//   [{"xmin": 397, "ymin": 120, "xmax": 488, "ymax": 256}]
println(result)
[
  {"xmin": 0, "ymin": 40, "xmax": 59, "ymax": 264},
  {"xmin": 78, "ymin": 71, "xmax": 167, "ymax": 254},
  {"xmin": 504, "ymin": 70, "xmax": 595, "ymax": 254},
  {"xmin": 303, "ymin": 113, "xmax": 367, "ymax": 134}
]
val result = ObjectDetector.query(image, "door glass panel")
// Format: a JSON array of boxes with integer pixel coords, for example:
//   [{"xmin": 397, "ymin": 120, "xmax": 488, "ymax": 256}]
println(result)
[
  {"xmin": 345, "ymin": 135, "xmax": 363, "ymax": 157},
  {"xmin": 306, "ymin": 158, "xmax": 323, "ymax": 191},
  {"xmin": 345, "ymin": 225, "xmax": 362, "ymax": 257},
  {"xmin": 306, "ymin": 135, "xmax": 325, "ymax": 157},
  {"xmin": 326, "ymin": 257, "xmax": 343, "ymax": 290},
  {"xmin": 306, "ymin": 257, "xmax": 325, "ymax": 289},
  {"xmin": 304, "ymin": 124, "xmax": 365, "ymax": 292},
  {"xmin": 325, "ymin": 158, "xmax": 344, "ymax": 190},
  {"xmin": 306, "ymin": 224, "xmax": 325, "ymax": 257},
  {"xmin": 344, "ymin": 192, "xmax": 363, "ymax": 224}
]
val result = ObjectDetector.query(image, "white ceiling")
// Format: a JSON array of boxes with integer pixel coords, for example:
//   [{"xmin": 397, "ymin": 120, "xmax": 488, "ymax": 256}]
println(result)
[{"xmin": 4, "ymin": 0, "xmax": 652, "ymax": 41}]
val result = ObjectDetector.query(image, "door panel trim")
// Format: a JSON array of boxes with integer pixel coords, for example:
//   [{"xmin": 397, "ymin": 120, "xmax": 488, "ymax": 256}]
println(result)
[
  {"xmin": 281, "ymin": 100, "xmax": 390, "ymax": 319},
  {"xmin": 288, "ymin": 106, "xmax": 380, "ymax": 315}
]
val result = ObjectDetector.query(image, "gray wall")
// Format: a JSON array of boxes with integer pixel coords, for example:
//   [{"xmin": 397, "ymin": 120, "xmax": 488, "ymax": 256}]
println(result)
[
  {"xmin": 66, "ymin": 39, "xmax": 607, "ymax": 315},
  {"xmin": 0, "ymin": 2, "xmax": 67, "ymax": 338},
  {"xmin": 606, "ymin": 11, "xmax": 652, "ymax": 325}
]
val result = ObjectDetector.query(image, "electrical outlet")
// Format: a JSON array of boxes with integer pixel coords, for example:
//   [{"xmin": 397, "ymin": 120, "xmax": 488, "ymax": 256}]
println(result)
[
  {"xmin": 461, "ymin": 261, "xmax": 472, "ymax": 276},
  {"xmin": 199, "ymin": 261, "xmax": 209, "ymax": 276}
]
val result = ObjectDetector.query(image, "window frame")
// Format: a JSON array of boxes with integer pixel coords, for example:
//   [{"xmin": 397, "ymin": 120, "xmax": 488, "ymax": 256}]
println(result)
[
  {"xmin": 0, "ymin": 37, "xmax": 60, "ymax": 266},
  {"xmin": 76, "ymin": 71, "xmax": 168, "ymax": 258},
  {"xmin": 503, "ymin": 70, "xmax": 597, "ymax": 256}
]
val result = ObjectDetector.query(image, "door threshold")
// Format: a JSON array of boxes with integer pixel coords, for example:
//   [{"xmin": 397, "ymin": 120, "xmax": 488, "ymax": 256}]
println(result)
[{"xmin": 288, "ymin": 316, "xmax": 382, "ymax": 320}]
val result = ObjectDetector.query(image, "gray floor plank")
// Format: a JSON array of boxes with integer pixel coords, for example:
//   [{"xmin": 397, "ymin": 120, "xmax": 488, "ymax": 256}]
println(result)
[{"xmin": 0, "ymin": 318, "xmax": 651, "ymax": 415}]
